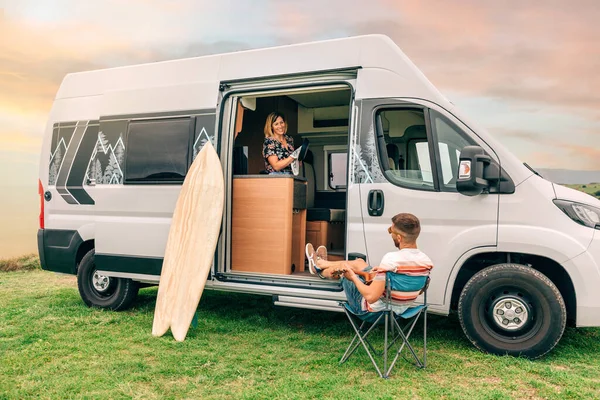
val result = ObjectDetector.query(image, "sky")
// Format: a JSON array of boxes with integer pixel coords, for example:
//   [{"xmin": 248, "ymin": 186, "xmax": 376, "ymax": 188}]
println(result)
[{"xmin": 0, "ymin": 0, "xmax": 599, "ymax": 258}]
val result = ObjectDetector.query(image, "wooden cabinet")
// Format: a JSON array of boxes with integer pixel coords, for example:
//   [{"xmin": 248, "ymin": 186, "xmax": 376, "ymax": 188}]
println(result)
[
  {"xmin": 231, "ymin": 176, "xmax": 306, "ymax": 274},
  {"xmin": 306, "ymin": 221, "xmax": 345, "ymax": 261}
]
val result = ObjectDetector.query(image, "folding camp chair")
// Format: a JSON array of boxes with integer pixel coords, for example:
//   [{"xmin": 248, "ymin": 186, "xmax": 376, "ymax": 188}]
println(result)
[{"xmin": 339, "ymin": 272, "xmax": 430, "ymax": 379}]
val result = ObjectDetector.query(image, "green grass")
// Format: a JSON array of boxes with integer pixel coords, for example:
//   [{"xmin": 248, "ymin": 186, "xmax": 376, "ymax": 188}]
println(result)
[
  {"xmin": 565, "ymin": 183, "xmax": 600, "ymax": 199},
  {"xmin": 1, "ymin": 270, "xmax": 599, "ymax": 399}
]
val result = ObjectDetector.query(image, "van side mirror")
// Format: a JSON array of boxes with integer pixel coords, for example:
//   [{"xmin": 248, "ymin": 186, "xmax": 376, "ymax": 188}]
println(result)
[{"xmin": 456, "ymin": 146, "xmax": 491, "ymax": 196}]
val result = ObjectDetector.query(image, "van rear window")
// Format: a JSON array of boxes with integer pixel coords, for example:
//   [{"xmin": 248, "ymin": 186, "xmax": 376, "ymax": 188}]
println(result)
[{"xmin": 125, "ymin": 118, "xmax": 193, "ymax": 183}]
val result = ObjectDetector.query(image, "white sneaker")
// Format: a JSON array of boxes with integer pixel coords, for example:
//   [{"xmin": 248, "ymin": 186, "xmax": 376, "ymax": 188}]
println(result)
[
  {"xmin": 305, "ymin": 243, "xmax": 316, "ymax": 274},
  {"xmin": 305, "ymin": 243, "xmax": 325, "ymax": 278},
  {"xmin": 316, "ymin": 245, "xmax": 328, "ymax": 262}
]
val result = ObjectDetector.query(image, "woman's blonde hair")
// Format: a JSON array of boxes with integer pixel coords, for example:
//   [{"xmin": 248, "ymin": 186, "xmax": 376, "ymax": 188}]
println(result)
[{"xmin": 264, "ymin": 112, "xmax": 287, "ymax": 138}]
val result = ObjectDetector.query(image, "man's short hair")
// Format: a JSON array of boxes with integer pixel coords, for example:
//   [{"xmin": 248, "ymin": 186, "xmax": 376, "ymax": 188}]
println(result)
[{"xmin": 392, "ymin": 213, "xmax": 421, "ymax": 242}]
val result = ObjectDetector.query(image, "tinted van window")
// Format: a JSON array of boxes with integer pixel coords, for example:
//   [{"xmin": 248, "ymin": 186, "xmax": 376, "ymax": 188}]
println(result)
[{"xmin": 125, "ymin": 118, "xmax": 193, "ymax": 183}]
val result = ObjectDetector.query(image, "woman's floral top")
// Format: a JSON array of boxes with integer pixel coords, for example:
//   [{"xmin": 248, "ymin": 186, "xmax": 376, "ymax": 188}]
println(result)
[{"xmin": 262, "ymin": 135, "xmax": 295, "ymax": 174}]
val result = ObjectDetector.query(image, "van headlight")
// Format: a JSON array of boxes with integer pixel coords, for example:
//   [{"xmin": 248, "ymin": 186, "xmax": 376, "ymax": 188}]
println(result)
[{"xmin": 553, "ymin": 200, "xmax": 600, "ymax": 230}]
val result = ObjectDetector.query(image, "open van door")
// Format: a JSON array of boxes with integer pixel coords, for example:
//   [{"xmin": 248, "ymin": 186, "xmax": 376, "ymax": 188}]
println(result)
[{"xmin": 352, "ymin": 98, "xmax": 500, "ymax": 309}]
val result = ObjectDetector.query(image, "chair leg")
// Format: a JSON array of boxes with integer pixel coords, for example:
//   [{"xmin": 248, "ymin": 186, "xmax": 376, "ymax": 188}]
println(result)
[
  {"xmin": 386, "ymin": 310, "xmax": 426, "ymax": 376},
  {"xmin": 383, "ymin": 312, "xmax": 389, "ymax": 378},
  {"xmin": 340, "ymin": 312, "xmax": 382, "ymax": 364},
  {"xmin": 340, "ymin": 319, "xmax": 365, "ymax": 364},
  {"xmin": 423, "ymin": 307, "xmax": 427, "ymax": 368},
  {"xmin": 340, "ymin": 309, "xmax": 384, "ymax": 378}
]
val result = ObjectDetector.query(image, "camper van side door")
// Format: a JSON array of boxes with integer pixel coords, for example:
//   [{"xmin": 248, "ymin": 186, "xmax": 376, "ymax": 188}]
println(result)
[{"xmin": 354, "ymin": 99, "xmax": 500, "ymax": 309}]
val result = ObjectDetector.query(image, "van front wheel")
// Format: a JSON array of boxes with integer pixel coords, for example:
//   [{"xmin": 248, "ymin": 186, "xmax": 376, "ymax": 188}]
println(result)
[
  {"xmin": 458, "ymin": 263, "xmax": 566, "ymax": 359},
  {"xmin": 77, "ymin": 249, "xmax": 139, "ymax": 311}
]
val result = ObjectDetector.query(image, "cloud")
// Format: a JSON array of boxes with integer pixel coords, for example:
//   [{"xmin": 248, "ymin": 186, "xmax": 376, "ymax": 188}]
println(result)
[
  {"xmin": 351, "ymin": 0, "xmax": 600, "ymax": 117},
  {"xmin": 496, "ymin": 128, "xmax": 600, "ymax": 170}
]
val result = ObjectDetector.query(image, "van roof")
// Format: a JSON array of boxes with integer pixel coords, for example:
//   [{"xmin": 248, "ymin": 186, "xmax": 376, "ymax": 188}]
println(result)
[{"xmin": 56, "ymin": 34, "xmax": 445, "ymax": 103}]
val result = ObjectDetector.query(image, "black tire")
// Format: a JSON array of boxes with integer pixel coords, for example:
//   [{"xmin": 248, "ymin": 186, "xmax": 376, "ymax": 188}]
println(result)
[
  {"xmin": 77, "ymin": 249, "xmax": 139, "ymax": 311},
  {"xmin": 458, "ymin": 263, "xmax": 566, "ymax": 359}
]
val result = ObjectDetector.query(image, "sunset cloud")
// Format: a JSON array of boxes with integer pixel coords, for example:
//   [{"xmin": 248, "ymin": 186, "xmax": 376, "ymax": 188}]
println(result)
[{"xmin": 353, "ymin": 0, "xmax": 600, "ymax": 118}]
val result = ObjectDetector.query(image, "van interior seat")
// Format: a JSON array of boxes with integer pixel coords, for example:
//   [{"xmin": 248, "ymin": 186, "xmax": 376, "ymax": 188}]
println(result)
[{"xmin": 302, "ymin": 150, "xmax": 346, "ymax": 222}]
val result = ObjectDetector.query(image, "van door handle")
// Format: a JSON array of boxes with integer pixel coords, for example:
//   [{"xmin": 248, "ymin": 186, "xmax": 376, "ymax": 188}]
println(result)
[{"xmin": 367, "ymin": 189, "xmax": 384, "ymax": 217}]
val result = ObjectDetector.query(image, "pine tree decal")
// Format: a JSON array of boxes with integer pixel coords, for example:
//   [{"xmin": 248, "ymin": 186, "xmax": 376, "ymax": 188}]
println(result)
[
  {"xmin": 101, "ymin": 134, "xmax": 124, "ymax": 184},
  {"xmin": 352, "ymin": 142, "xmax": 370, "ymax": 184},
  {"xmin": 97, "ymin": 132, "xmax": 109, "ymax": 153},
  {"xmin": 114, "ymin": 135, "xmax": 124, "ymax": 172},
  {"xmin": 102, "ymin": 155, "xmax": 116, "ymax": 185},
  {"xmin": 49, "ymin": 146, "xmax": 62, "ymax": 185},
  {"xmin": 193, "ymin": 127, "xmax": 213, "ymax": 160},
  {"xmin": 363, "ymin": 127, "xmax": 385, "ymax": 183},
  {"xmin": 94, "ymin": 159, "xmax": 103, "ymax": 183}
]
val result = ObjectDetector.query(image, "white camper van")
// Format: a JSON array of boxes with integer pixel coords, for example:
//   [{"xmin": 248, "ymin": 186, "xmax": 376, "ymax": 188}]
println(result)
[{"xmin": 38, "ymin": 35, "xmax": 600, "ymax": 358}]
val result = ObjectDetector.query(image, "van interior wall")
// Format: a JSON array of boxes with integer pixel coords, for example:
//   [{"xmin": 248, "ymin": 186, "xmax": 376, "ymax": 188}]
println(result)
[
  {"xmin": 305, "ymin": 140, "xmax": 346, "ymax": 190},
  {"xmin": 234, "ymin": 96, "xmax": 298, "ymax": 174}
]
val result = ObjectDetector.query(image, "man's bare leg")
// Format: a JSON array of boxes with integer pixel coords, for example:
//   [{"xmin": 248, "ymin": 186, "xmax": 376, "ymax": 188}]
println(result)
[
  {"xmin": 316, "ymin": 258, "xmax": 366, "ymax": 270},
  {"xmin": 316, "ymin": 258, "xmax": 375, "ymax": 281}
]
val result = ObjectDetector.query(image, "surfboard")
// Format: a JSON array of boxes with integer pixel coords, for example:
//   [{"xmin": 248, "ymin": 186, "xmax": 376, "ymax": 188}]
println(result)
[{"xmin": 152, "ymin": 141, "xmax": 224, "ymax": 341}]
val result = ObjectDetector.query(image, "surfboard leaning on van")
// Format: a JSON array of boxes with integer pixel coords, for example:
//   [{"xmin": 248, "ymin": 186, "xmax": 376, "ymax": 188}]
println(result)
[{"xmin": 37, "ymin": 34, "xmax": 600, "ymax": 358}]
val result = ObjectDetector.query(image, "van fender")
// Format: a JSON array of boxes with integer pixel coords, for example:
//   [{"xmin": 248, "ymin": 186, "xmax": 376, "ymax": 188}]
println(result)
[
  {"xmin": 497, "ymin": 225, "xmax": 592, "ymax": 264},
  {"xmin": 443, "ymin": 226, "xmax": 592, "ymax": 309},
  {"xmin": 443, "ymin": 246, "xmax": 497, "ymax": 310},
  {"xmin": 76, "ymin": 222, "xmax": 95, "ymax": 242}
]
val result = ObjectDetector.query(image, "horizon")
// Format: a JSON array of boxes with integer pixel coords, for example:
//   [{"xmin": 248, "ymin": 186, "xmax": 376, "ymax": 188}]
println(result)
[{"xmin": 1, "ymin": 1, "xmax": 599, "ymax": 258}]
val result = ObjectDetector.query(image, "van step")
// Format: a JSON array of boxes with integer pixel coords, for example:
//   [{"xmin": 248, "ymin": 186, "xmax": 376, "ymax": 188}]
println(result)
[{"xmin": 273, "ymin": 296, "xmax": 344, "ymax": 313}]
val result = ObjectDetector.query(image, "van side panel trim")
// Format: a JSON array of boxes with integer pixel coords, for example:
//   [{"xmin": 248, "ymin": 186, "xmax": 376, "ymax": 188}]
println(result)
[
  {"xmin": 38, "ymin": 229, "xmax": 83, "ymax": 274},
  {"xmin": 50, "ymin": 120, "xmax": 99, "ymax": 205},
  {"xmin": 65, "ymin": 122, "xmax": 99, "ymax": 204},
  {"xmin": 95, "ymin": 254, "xmax": 164, "ymax": 277}
]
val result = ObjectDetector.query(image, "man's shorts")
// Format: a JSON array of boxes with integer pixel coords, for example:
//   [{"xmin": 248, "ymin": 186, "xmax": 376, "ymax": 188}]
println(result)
[{"xmin": 341, "ymin": 266, "xmax": 372, "ymax": 316}]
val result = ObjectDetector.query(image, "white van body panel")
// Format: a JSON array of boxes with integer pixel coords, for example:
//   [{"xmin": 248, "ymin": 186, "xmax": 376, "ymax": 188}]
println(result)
[
  {"xmin": 100, "ymin": 82, "xmax": 220, "ymax": 117},
  {"xmin": 566, "ymin": 230, "xmax": 600, "ymax": 326},
  {"xmin": 354, "ymin": 64, "xmax": 446, "ymax": 104},
  {"xmin": 94, "ymin": 186, "xmax": 178, "ymax": 257},
  {"xmin": 497, "ymin": 174, "xmax": 594, "ymax": 262}
]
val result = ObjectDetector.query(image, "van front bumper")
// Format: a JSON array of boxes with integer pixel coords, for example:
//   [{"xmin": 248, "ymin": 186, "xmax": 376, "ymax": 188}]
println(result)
[{"xmin": 564, "ymin": 230, "xmax": 600, "ymax": 327}]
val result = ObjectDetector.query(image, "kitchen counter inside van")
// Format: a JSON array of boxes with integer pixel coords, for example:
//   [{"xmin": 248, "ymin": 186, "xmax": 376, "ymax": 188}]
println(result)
[{"xmin": 231, "ymin": 175, "xmax": 307, "ymax": 274}]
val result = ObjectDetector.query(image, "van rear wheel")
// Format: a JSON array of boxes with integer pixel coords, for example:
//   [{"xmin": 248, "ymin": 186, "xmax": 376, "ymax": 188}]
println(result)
[
  {"xmin": 77, "ymin": 249, "xmax": 139, "ymax": 311},
  {"xmin": 458, "ymin": 263, "xmax": 566, "ymax": 359}
]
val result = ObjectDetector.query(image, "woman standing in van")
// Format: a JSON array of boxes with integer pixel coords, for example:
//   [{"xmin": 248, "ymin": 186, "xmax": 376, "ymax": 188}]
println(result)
[{"xmin": 262, "ymin": 112, "xmax": 299, "ymax": 174}]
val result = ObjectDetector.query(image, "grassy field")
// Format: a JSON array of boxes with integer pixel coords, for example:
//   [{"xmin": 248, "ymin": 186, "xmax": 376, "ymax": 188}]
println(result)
[
  {"xmin": 565, "ymin": 183, "xmax": 600, "ymax": 199},
  {"xmin": 1, "ymin": 264, "xmax": 600, "ymax": 399}
]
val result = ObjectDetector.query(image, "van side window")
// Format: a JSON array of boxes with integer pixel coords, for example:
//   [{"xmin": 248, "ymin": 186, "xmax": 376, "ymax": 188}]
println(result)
[
  {"xmin": 328, "ymin": 152, "xmax": 347, "ymax": 190},
  {"xmin": 429, "ymin": 110, "xmax": 476, "ymax": 191},
  {"xmin": 125, "ymin": 118, "xmax": 193, "ymax": 183},
  {"xmin": 374, "ymin": 109, "xmax": 435, "ymax": 190}
]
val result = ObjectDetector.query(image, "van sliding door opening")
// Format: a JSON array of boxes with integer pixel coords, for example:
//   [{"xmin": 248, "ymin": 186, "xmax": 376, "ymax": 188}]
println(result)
[{"xmin": 216, "ymin": 81, "xmax": 355, "ymax": 287}]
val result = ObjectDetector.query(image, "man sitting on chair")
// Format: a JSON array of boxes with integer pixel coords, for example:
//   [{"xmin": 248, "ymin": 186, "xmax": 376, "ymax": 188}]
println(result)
[{"xmin": 305, "ymin": 213, "xmax": 433, "ymax": 316}]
